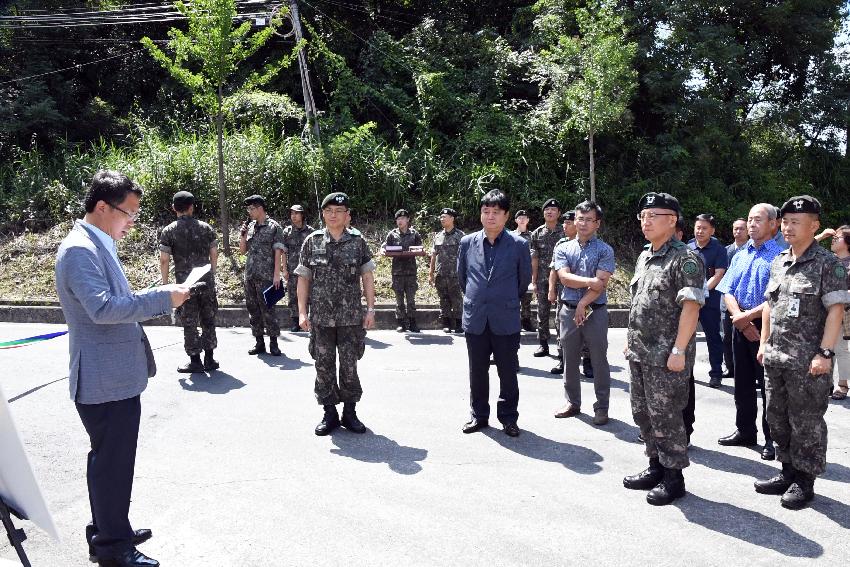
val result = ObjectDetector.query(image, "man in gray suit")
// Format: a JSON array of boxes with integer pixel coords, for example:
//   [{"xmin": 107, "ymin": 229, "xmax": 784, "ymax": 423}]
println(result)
[{"xmin": 55, "ymin": 170, "xmax": 190, "ymax": 567}]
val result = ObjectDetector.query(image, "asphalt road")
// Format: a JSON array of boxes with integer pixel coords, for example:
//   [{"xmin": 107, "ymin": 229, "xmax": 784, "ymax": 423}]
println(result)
[{"xmin": 0, "ymin": 322, "xmax": 847, "ymax": 566}]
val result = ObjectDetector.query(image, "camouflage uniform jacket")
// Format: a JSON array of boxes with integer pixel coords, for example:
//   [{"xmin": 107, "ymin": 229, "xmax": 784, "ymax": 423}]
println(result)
[
  {"xmin": 840, "ymin": 256, "xmax": 850, "ymax": 338},
  {"xmin": 432, "ymin": 227, "xmax": 465, "ymax": 277},
  {"xmin": 549, "ymin": 236, "xmax": 573, "ymax": 293},
  {"xmin": 383, "ymin": 227, "xmax": 423, "ymax": 276},
  {"xmin": 763, "ymin": 242, "xmax": 849, "ymax": 368},
  {"xmin": 245, "ymin": 216, "xmax": 285, "ymax": 281},
  {"xmin": 159, "ymin": 216, "xmax": 217, "ymax": 285},
  {"xmin": 627, "ymin": 238, "xmax": 706, "ymax": 367},
  {"xmin": 295, "ymin": 229, "xmax": 376, "ymax": 327},
  {"xmin": 530, "ymin": 224, "xmax": 564, "ymax": 290},
  {"xmin": 282, "ymin": 223, "xmax": 315, "ymax": 273}
]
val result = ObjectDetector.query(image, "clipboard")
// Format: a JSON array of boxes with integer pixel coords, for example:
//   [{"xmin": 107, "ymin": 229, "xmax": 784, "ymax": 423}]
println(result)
[{"xmin": 263, "ymin": 284, "xmax": 286, "ymax": 308}]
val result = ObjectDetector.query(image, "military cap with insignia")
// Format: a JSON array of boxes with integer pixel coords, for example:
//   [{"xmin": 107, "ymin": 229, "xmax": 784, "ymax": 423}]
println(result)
[
  {"xmin": 395, "ymin": 208, "xmax": 410, "ymax": 219},
  {"xmin": 780, "ymin": 195, "xmax": 822, "ymax": 217},
  {"xmin": 514, "ymin": 209, "xmax": 528, "ymax": 219},
  {"xmin": 290, "ymin": 204, "xmax": 305, "ymax": 213},
  {"xmin": 542, "ymin": 198, "xmax": 561, "ymax": 211},
  {"xmin": 440, "ymin": 208, "xmax": 457, "ymax": 217},
  {"xmin": 638, "ymin": 192, "xmax": 680, "ymax": 214},
  {"xmin": 561, "ymin": 211, "xmax": 576, "ymax": 222},
  {"xmin": 244, "ymin": 194, "xmax": 266, "ymax": 208},
  {"xmin": 321, "ymin": 192, "xmax": 349, "ymax": 209}
]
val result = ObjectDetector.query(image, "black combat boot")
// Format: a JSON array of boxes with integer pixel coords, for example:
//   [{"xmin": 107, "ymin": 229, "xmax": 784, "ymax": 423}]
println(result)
[
  {"xmin": 533, "ymin": 340, "xmax": 549, "ymax": 357},
  {"xmin": 582, "ymin": 356, "xmax": 594, "ymax": 378},
  {"xmin": 781, "ymin": 470, "xmax": 815, "ymax": 510},
  {"xmin": 550, "ymin": 349, "xmax": 564, "ymax": 374},
  {"xmin": 269, "ymin": 336, "xmax": 282, "ymax": 356},
  {"xmin": 315, "ymin": 405, "xmax": 340, "ymax": 436},
  {"xmin": 341, "ymin": 402, "xmax": 367, "ymax": 433},
  {"xmin": 289, "ymin": 318, "xmax": 301, "ymax": 332},
  {"xmin": 755, "ymin": 462, "xmax": 795, "ymax": 495},
  {"xmin": 521, "ymin": 318, "xmax": 534, "ymax": 332},
  {"xmin": 442, "ymin": 318, "xmax": 452, "ymax": 333},
  {"xmin": 396, "ymin": 318, "xmax": 408, "ymax": 332},
  {"xmin": 623, "ymin": 457, "xmax": 664, "ymax": 490},
  {"xmin": 248, "ymin": 336, "xmax": 266, "ymax": 355},
  {"xmin": 646, "ymin": 468, "xmax": 686, "ymax": 505},
  {"xmin": 203, "ymin": 349, "xmax": 219, "ymax": 371},
  {"xmin": 177, "ymin": 355, "xmax": 204, "ymax": 373},
  {"xmin": 453, "ymin": 318, "xmax": 463, "ymax": 333},
  {"xmin": 408, "ymin": 318, "xmax": 420, "ymax": 333}
]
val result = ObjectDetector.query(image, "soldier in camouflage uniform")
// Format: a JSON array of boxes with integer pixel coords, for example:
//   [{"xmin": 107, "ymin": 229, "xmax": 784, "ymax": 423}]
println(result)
[
  {"xmin": 530, "ymin": 199, "xmax": 565, "ymax": 357},
  {"xmin": 548, "ymin": 210, "xmax": 577, "ymax": 374},
  {"xmin": 754, "ymin": 195, "xmax": 849, "ymax": 510},
  {"xmin": 281, "ymin": 204, "xmax": 315, "ymax": 332},
  {"xmin": 381, "ymin": 209, "xmax": 424, "ymax": 332},
  {"xmin": 296, "ymin": 192, "xmax": 377, "ymax": 436},
  {"xmin": 512, "ymin": 210, "xmax": 535, "ymax": 331},
  {"xmin": 623, "ymin": 192, "xmax": 705, "ymax": 506},
  {"xmin": 159, "ymin": 191, "xmax": 220, "ymax": 373},
  {"xmin": 239, "ymin": 194, "xmax": 285, "ymax": 356},
  {"xmin": 429, "ymin": 207, "xmax": 465, "ymax": 333}
]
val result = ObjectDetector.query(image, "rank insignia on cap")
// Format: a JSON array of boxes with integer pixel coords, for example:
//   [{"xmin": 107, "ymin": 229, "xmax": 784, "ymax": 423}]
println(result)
[
  {"xmin": 646, "ymin": 195, "xmax": 656, "ymax": 204},
  {"xmin": 682, "ymin": 259, "xmax": 699, "ymax": 275},
  {"xmin": 335, "ymin": 195, "xmax": 345, "ymax": 203},
  {"xmin": 793, "ymin": 200, "xmax": 803, "ymax": 210}
]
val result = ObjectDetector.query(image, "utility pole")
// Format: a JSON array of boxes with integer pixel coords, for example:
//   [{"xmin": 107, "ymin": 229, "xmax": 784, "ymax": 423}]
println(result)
[{"xmin": 287, "ymin": 0, "xmax": 321, "ymax": 145}]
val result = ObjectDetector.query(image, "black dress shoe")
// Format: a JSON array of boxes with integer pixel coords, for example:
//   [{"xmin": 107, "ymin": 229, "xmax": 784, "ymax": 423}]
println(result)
[
  {"xmin": 761, "ymin": 441, "xmax": 776, "ymax": 460},
  {"xmin": 708, "ymin": 376, "xmax": 722, "ymax": 388},
  {"xmin": 88, "ymin": 529, "xmax": 153, "ymax": 562},
  {"xmin": 503, "ymin": 422, "xmax": 520, "ymax": 437},
  {"xmin": 97, "ymin": 548, "xmax": 159, "ymax": 567},
  {"xmin": 462, "ymin": 418, "xmax": 489, "ymax": 433},
  {"xmin": 718, "ymin": 430, "xmax": 758, "ymax": 446}
]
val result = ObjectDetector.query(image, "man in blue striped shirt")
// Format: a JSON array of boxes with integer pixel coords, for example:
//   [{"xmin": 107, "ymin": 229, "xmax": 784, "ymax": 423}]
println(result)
[{"xmin": 716, "ymin": 203, "xmax": 783, "ymax": 460}]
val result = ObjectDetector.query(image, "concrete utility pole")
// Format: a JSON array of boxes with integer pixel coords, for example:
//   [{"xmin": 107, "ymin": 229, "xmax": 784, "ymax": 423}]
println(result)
[{"xmin": 287, "ymin": 0, "xmax": 321, "ymax": 145}]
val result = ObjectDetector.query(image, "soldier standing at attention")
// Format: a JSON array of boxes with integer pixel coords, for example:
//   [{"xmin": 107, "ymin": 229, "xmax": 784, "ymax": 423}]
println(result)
[
  {"xmin": 381, "ymin": 209, "xmax": 424, "ymax": 332},
  {"xmin": 160, "ymin": 191, "xmax": 220, "ymax": 373},
  {"xmin": 530, "ymin": 198, "xmax": 564, "ymax": 357},
  {"xmin": 429, "ymin": 208, "xmax": 465, "ymax": 333},
  {"xmin": 754, "ymin": 195, "xmax": 849, "ymax": 509},
  {"xmin": 512, "ymin": 210, "xmax": 535, "ymax": 332},
  {"xmin": 239, "ymin": 195, "xmax": 285, "ymax": 356},
  {"xmin": 623, "ymin": 192, "xmax": 705, "ymax": 506},
  {"xmin": 281, "ymin": 204, "xmax": 315, "ymax": 332},
  {"xmin": 296, "ymin": 192, "xmax": 376, "ymax": 436},
  {"xmin": 548, "ymin": 210, "xmax": 577, "ymax": 374}
]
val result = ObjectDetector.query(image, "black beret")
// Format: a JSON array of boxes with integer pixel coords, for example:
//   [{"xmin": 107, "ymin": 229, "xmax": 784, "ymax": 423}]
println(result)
[
  {"xmin": 561, "ymin": 211, "xmax": 576, "ymax": 222},
  {"xmin": 244, "ymin": 194, "xmax": 266, "ymax": 208},
  {"xmin": 514, "ymin": 209, "xmax": 529, "ymax": 219},
  {"xmin": 638, "ymin": 192, "xmax": 680, "ymax": 214},
  {"xmin": 542, "ymin": 198, "xmax": 561, "ymax": 211},
  {"xmin": 440, "ymin": 208, "xmax": 457, "ymax": 217},
  {"xmin": 321, "ymin": 192, "xmax": 349, "ymax": 209},
  {"xmin": 290, "ymin": 204, "xmax": 305, "ymax": 213},
  {"xmin": 395, "ymin": 208, "xmax": 410, "ymax": 219},
  {"xmin": 780, "ymin": 195, "xmax": 821, "ymax": 217},
  {"xmin": 172, "ymin": 191, "xmax": 194, "ymax": 205}
]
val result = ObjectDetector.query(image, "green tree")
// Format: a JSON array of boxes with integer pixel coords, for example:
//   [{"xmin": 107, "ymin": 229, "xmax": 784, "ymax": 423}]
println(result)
[
  {"xmin": 141, "ymin": 0, "xmax": 300, "ymax": 251},
  {"xmin": 535, "ymin": 0, "xmax": 637, "ymax": 202}
]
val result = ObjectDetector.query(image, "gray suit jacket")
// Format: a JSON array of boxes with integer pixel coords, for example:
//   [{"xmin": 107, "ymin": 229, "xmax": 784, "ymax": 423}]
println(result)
[{"xmin": 55, "ymin": 221, "xmax": 172, "ymax": 404}]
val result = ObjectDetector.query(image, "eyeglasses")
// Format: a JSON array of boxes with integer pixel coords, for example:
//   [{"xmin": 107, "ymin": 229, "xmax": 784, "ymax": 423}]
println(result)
[
  {"xmin": 637, "ymin": 212, "xmax": 677, "ymax": 222},
  {"xmin": 575, "ymin": 216, "xmax": 599, "ymax": 224},
  {"xmin": 110, "ymin": 203, "xmax": 141, "ymax": 221}
]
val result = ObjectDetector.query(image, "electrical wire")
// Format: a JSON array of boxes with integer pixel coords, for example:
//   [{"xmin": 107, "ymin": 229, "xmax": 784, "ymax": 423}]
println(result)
[{"xmin": 0, "ymin": 47, "xmax": 147, "ymax": 86}]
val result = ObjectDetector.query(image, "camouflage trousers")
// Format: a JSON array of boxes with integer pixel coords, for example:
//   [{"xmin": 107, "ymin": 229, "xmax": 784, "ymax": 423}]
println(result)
[
  {"xmin": 309, "ymin": 324, "xmax": 366, "ymax": 406},
  {"xmin": 535, "ymin": 292, "xmax": 557, "ymax": 342},
  {"xmin": 765, "ymin": 365, "xmax": 831, "ymax": 476},
  {"xmin": 285, "ymin": 272, "xmax": 299, "ymax": 323},
  {"xmin": 435, "ymin": 274, "xmax": 463, "ymax": 319},
  {"xmin": 520, "ymin": 292, "xmax": 532, "ymax": 321},
  {"xmin": 630, "ymin": 361, "xmax": 690, "ymax": 470},
  {"xmin": 175, "ymin": 287, "xmax": 218, "ymax": 356},
  {"xmin": 244, "ymin": 276, "xmax": 280, "ymax": 337},
  {"xmin": 392, "ymin": 274, "xmax": 418, "ymax": 320}
]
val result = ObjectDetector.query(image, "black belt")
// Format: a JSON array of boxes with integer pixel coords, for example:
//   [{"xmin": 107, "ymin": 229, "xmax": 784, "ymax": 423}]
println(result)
[{"xmin": 560, "ymin": 301, "xmax": 606, "ymax": 310}]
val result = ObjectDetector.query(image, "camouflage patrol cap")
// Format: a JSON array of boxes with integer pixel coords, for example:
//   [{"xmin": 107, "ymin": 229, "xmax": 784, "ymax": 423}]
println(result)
[
  {"xmin": 780, "ymin": 195, "xmax": 821, "ymax": 217},
  {"xmin": 639, "ymin": 192, "xmax": 680, "ymax": 214},
  {"xmin": 440, "ymin": 208, "xmax": 457, "ymax": 217},
  {"xmin": 244, "ymin": 194, "xmax": 266, "ymax": 208},
  {"xmin": 514, "ymin": 209, "xmax": 529, "ymax": 219},
  {"xmin": 172, "ymin": 191, "xmax": 194, "ymax": 209},
  {"xmin": 395, "ymin": 209, "xmax": 410, "ymax": 219},
  {"xmin": 290, "ymin": 204, "xmax": 305, "ymax": 213},
  {"xmin": 561, "ymin": 211, "xmax": 576, "ymax": 222},
  {"xmin": 321, "ymin": 192, "xmax": 349, "ymax": 209},
  {"xmin": 542, "ymin": 198, "xmax": 561, "ymax": 211}
]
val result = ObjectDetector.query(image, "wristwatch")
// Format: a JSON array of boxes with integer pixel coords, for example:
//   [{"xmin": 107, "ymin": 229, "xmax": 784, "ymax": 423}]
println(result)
[
  {"xmin": 366, "ymin": 307, "xmax": 376, "ymax": 313},
  {"xmin": 671, "ymin": 346, "xmax": 684, "ymax": 356},
  {"xmin": 817, "ymin": 348, "xmax": 835, "ymax": 359}
]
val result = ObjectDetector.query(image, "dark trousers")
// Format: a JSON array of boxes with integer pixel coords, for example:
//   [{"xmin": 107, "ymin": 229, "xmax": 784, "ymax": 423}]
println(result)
[
  {"xmin": 699, "ymin": 306, "xmax": 724, "ymax": 377},
  {"xmin": 466, "ymin": 324, "xmax": 520, "ymax": 424},
  {"xmin": 732, "ymin": 320, "xmax": 771, "ymax": 441},
  {"xmin": 722, "ymin": 311, "xmax": 734, "ymax": 375},
  {"xmin": 683, "ymin": 372, "xmax": 695, "ymax": 438},
  {"xmin": 75, "ymin": 396, "xmax": 141, "ymax": 559}
]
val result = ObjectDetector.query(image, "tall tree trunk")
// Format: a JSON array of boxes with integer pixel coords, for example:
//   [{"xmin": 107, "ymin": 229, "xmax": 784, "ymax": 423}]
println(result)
[
  {"xmin": 216, "ymin": 84, "xmax": 230, "ymax": 253},
  {"xmin": 589, "ymin": 93, "xmax": 596, "ymax": 203}
]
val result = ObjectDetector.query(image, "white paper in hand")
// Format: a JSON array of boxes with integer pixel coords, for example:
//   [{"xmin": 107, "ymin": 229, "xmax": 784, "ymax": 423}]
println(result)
[{"xmin": 182, "ymin": 264, "xmax": 211, "ymax": 287}]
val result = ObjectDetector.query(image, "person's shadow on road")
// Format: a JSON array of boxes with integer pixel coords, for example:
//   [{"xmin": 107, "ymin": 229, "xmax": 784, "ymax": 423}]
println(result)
[
  {"xmin": 482, "ymin": 428, "xmax": 603, "ymax": 475},
  {"xmin": 689, "ymin": 446, "xmax": 778, "ymax": 479},
  {"xmin": 810, "ymin": 494, "xmax": 850, "ymax": 530},
  {"xmin": 404, "ymin": 334, "xmax": 454, "ymax": 345},
  {"xmin": 330, "ymin": 432, "xmax": 428, "ymax": 475},
  {"xmin": 364, "ymin": 336, "xmax": 392, "ymax": 349},
  {"xmin": 674, "ymin": 494, "xmax": 823, "ymax": 558},
  {"xmin": 258, "ymin": 354, "xmax": 312, "ymax": 370},
  {"xmin": 178, "ymin": 370, "xmax": 245, "ymax": 394}
]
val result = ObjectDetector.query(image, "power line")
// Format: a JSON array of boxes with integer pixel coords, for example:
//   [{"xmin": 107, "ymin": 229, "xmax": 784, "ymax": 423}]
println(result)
[
  {"xmin": 312, "ymin": 0, "xmax": 416, "ymax": 27},
  {"xmin": 0, "ymin": 12, "xmax": 272, "ymax": 29},
  {"xmin": 0, "ymin": 48, "xmax": 148, "ymax": 87}
]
